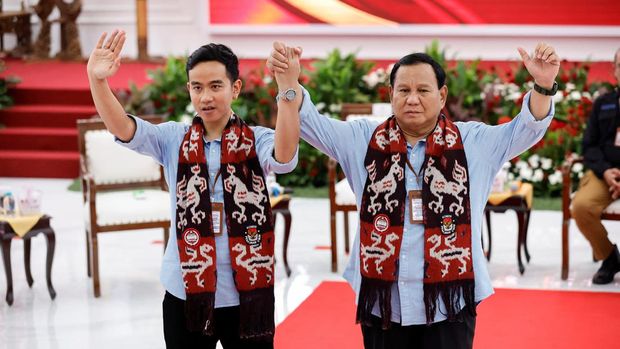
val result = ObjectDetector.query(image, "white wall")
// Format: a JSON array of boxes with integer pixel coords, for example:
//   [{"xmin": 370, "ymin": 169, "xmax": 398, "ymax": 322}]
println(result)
[{"xmin": 5, "ymin": 0, "xmax": 619, "ymax": 62}]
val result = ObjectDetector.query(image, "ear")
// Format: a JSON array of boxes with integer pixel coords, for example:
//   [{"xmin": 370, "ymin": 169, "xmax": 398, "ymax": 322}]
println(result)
[
  {"xmin": 186, "ymin": 82, "xmax": 191, "ymax": 92},
  {"xmin": 439, "ymin": 85, "xmax": 448, "ymax": 108},
  {"xmin": 232, "ymin": 79, "xmax": 242, "ymax": 99}
]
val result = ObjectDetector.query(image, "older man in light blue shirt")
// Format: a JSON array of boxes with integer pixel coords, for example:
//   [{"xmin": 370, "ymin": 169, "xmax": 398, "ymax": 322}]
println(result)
[{"xmin": 269, "ymin": 42, "xmax": 559, "ymax": 349}]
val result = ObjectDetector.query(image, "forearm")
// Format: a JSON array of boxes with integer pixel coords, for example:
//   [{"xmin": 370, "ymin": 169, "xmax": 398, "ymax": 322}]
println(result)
[
  {"xmin": 88, "ymin": 76, "xmax": 135, "ymax": 141},
  {"xmin": 274, "ymin": 84, "xmax": 302, "ymax": 163},
  {"xmin": 529, "ymin": 86, "xmax": 553, "ymax": 120}
]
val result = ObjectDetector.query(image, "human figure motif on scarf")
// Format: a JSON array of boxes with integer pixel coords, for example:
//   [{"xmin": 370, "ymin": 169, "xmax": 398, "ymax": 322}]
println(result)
[
  {"xmin": 268, "ymin": 41, "xmax": 559, "ymax": 349},
  {"xmin": 87, "ymin": 28, "xmax": 301, "ymax": 349}
]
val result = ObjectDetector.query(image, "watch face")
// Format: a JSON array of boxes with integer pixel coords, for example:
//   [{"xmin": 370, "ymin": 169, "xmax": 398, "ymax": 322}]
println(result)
[{"xmin": 284, "ymin": 89, "xmax": 296, "ymax": 101}]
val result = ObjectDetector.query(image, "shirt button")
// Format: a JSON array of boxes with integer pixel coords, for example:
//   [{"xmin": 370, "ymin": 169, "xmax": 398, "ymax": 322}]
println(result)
[
  {"xmin": 211, "ymin": 172, "xmax": 216, "ymax": 177},
  {"xmin": 400, "ymin": 281, "xmax": 405, "ymax": 286}
]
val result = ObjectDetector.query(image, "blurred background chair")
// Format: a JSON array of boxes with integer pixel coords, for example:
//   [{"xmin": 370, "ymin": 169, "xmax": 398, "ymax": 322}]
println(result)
[{"xmin": 77, "ymin": 116, "xmax": 170, "ymax": 297}]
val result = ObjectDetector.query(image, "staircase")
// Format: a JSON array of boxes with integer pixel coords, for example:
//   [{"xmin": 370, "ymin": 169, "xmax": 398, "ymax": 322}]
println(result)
[{"xmin": 0, "ymin": 87, "xmax": 97, "ymax": 178}]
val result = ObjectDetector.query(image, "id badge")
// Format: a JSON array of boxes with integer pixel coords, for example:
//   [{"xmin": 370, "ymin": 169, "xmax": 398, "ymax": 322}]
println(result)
[
  {"xmin": 615, "ymin": 128, "xmax": 620, "ymax": 147},
  {"xmin": 211, "ymin": 202, "xmax": 224, "ymax": 236},
  {"xmin": 408, "ymin": 190, "xmax": 424, "ymax": 224}
]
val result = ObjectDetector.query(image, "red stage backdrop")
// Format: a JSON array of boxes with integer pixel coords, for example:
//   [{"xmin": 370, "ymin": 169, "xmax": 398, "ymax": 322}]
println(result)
[{"xmin": 210, "ymin": 0, "xmax": 620, "ymax": 26}]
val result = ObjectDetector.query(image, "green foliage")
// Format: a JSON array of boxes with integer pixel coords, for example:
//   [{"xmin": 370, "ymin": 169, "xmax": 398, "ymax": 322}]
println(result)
[
  {"xmin": 143, "ymin": 56, "xmax": 191, "ymax": 121},
  {"xmin": 0, "ymin": 60, "xmax": 20, "ymax": 111}
]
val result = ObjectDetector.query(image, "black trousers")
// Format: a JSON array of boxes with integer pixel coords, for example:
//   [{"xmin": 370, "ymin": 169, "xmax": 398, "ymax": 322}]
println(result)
[
  {"xmin": 162, "ymin": 291, "xmax": 274, "ymax": 349},
  {"xmin": 361, "ymin": 308, "xmax": 476, "ymax": 349}
]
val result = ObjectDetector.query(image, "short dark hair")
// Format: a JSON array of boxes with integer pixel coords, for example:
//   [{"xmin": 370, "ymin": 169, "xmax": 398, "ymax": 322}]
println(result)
[
  {"xmin": 389, "ymin": 53, "xmax": 446, "ymax": 89},
  {"xmin": 186, "ymin": 43, "xmax": 239, "ymax": 83}
]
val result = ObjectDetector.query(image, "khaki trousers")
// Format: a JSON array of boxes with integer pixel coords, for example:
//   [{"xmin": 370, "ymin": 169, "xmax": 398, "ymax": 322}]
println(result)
[{"xmin": 571, "ymin": 170, "xmax": 615, "ymax": 260}]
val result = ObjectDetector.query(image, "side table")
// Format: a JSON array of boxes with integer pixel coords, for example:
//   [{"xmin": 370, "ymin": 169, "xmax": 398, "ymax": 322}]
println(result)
[
  {"xmin": 483, "ymin": 183, "xmax": 533, "ymax": 274},
  {"xmin": 0, "ymin": 214, "xmax": 56, "ymax": 305},
  {"xmin": 271, "ymin": 195, "xmax": 292, "ymax": 277}
]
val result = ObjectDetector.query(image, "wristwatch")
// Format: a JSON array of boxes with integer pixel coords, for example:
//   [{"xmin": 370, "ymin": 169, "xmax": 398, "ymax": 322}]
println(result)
[
  {"xmin": 276, "ymin": 88, "xmax": 297, "ymax": 102},
  {"xmin": 533, "ymin": 81, "xmax": 559, "ymax": 96}
]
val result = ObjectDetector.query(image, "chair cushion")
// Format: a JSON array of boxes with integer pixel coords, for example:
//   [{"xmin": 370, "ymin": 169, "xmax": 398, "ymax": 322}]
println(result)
[
  {"xmin": 603, "ymin": 200, "xmax": 620, "ymax": 214},
  {"xmin": 84, "ymin": 189, "xmax": 170, "ymax": 226},
  {"xmin": 85, "ymin": 130, "xmax": 161, "ymax": 185},
  {"xmin": 335, "ymin": 179, "xmax": 356, "ymax": 206}
]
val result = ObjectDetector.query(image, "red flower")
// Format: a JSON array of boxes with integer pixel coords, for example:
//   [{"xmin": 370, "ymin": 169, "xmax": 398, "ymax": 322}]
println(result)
[
  {"xmin": 550, "ymin": 119, "xmax": 566, "ymax": 131},
  {"xmin": 498, "ymin": 116, "xmax": 512, "ymax": 124}
]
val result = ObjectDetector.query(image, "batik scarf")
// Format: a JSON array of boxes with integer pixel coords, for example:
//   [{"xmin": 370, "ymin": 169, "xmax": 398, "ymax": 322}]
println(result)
[
  {"xmin": 176, "ymin": 114, "xmax": 275, "ymax": 339},
  {"xmin": 358, "ymin": 114, "xmax": 475, "ymax": 328}
]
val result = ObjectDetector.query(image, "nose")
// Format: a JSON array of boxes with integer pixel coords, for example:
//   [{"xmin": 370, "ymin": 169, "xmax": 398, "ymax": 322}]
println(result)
[
  {"xmin": 199, "ymin": 90, "xmax": 214, "ymax": 103},
  {"xmin": 406, "ymin": 92, "xmax": 420, "ymax": 105}
]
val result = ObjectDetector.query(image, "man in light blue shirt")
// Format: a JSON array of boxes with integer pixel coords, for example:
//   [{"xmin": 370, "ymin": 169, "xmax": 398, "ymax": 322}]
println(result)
[
  {"xmin": 87, "ymin": 30, "xmax": 301, "ymax": 349},
  {"xmin": 269, "ymin": 42, "xmax": 559, "ymax": 348}
]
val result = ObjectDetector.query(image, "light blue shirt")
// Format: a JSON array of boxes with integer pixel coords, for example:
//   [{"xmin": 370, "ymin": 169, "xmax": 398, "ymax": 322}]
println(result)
[
  {"xmin": 116, "ymin": 115, "xmax": 298, "ymax": 307},
  {"xmin": 298, "ymin": 88, "xmax": 553, "ymax": 325}
]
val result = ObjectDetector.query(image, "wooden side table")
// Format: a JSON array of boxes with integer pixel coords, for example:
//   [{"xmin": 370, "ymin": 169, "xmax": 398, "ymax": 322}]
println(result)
[
  {"xmin": 483, "ymin": 183, "xmax": 533, "ymax": 275},
  {"xmin": 0, "ymin": 214, "xmax": 56, "ymax": 305},
  {"xmin": 271, "ymin": 194, "xmax": 292, "ymax": 277}
]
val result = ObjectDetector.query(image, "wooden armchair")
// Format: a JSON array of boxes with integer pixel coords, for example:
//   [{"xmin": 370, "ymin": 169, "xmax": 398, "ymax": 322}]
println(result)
[
  {"xmin": 77, "ymin": 116, "xmax": 170, "ymax": 297},
  {"xmin": 561, "ymin": 156, "xmax": 620, "ymax": 280},
  {"xmin": 327, "ymin": 103, "xmax": 391, "ymax": 272}
]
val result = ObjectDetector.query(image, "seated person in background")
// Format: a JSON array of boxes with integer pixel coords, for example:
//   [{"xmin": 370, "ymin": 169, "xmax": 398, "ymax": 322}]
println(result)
[
  {"xmin": 571, "ymin": 48, "xmax": 620, "ymax": 285},
  {"xmin": 87, "ymin": 29, "xmax": 301, "ymax": 348}
]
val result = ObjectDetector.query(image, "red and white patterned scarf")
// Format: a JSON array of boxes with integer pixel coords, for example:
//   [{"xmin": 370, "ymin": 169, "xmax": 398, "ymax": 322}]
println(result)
[
  {"xmin": 176, "ymin": 115, "xmax": 275, "ymax": 339},
  {"xmin": 358, "ymin": 114, "xmax": 475, "ymax": 328}
]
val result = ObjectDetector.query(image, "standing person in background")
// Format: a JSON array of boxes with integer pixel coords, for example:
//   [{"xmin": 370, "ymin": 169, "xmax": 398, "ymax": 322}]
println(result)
[
  {"xmin": 269, "ymin": 42, "xmax": 559, "ymax": 349},
  {"xmin": 571, "ymin": 48, "xmax": 620, "ymax": 285},
  {"xmin": 87, "ymin": 29, "xmax": 302, "ymax": 348}
]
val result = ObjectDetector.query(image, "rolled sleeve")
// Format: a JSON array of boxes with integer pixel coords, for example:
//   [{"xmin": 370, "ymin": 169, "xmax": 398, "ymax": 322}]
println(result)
[
  {"xmin": 252, "ymin": 126, "xmax": 299, "ymax": 175},
  {"xmin": 267, "ymin": 146, "xmax": 299, "ymax": 174},
  {"xmin": 519, "ymin": 91, "xmax": 555, "ymax": 131},
  {"xmin": 114, "ymin": 114, "xmax": 179, "ymax": 165}
]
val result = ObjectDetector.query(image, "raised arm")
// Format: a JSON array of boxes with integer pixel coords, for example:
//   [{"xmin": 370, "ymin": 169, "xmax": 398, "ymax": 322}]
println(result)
[
  {"xmin": 272, "ymin": 43, "xmax": 302, "ymax": 163},
  {"xmin": 86, "ymin": 30, "xmax": 135, "ymax": 141},
  {"xmin": 517, "ymin": 42, "xmax": 560, "ymax": 120}
]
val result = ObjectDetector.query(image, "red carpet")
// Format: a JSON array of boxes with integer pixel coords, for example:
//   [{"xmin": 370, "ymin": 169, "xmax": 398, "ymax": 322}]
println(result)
[{"xmin": 275, "ymin": 281, "xmax": 620, "ymax": 349}]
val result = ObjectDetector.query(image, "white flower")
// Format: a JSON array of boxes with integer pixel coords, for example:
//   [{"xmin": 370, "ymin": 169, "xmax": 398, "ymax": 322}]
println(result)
[
  {"xmin": 572, "ymin": 163, "xmax": 584, "ymax": 174},
  {"xmin": 506, "ymin": 92, "xmax": 522, "ymax": 102},
  {"xmin": 180, "ymin": 114, "xmax": 193, "ymax": 125},
  {"xmin": 565, "ymin": 82, "xmax": 576, "ymax": 92},
  {"xmin": 552, "ymin": 93, "xmax": 564, "ymax": 104},
  {"xmin": 315, "ymin": 102, "xmax": 326, "ymax": 112},
  {"xmin": 569, "ymin": 91, "xmax": 582, "ymax": 101},
  {"xmin": 548, "ymin": 170, "xmax": 563, "ymax": 185},
  {"xmin": 528, "ymin": 154, "xmax": 540, "ymax": 168},
  {"xmin": 532, "ymin": 169, "xmax": 544, "ymax": 183},
  {"xmin": 329, "ymin": 104, "xmax": 342, "ymax": 113},
  {"xmin": 515, "ymin": 160, "xmax": 529, "ymax": 170},
  {"xmin": 263, "ymin": 75, "xmax": 273, "ymax": 84},
  {"xmin": 185, "ymin": 103, "xmax": 195, "ymax": 114},
  {"xmin": 540, "ymin": 157, "xmax": 553, "ymax": 170},
  {"xmin": 519, "ymin": 167, "xmax": 533, "ymax": 181}
]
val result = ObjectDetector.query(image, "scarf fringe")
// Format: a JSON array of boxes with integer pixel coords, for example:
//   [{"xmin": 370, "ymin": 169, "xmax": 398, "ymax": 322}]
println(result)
[
  {"xmin": 356, "ymin": 277, "xmax": 393, "ymax": 329},
  {"xmin": 239, "ymin": 288, "xmax": 275, "ymax": 340},
  {"xmin": 185, "ymin": 292, "xmax": 215, "ymax": 335},
  {"xmin": 423, "ymin": 280, "xmax": 476, "ymax": 324}
]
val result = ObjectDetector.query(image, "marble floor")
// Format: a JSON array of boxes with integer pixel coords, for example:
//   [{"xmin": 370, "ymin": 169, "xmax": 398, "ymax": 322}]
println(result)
[{"xmin": 0, "ymin": 178, "xmax": 618, "ymax": 349}]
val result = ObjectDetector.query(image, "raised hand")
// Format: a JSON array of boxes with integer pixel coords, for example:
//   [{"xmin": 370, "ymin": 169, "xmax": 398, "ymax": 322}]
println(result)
[
  {"xmin": 267, "ymin": 41, "xmax": 302, "ymax": 85},
  {"xmin": 275, "ymin": 46, "xmax": 301, "ymax": 89},
  {"xmin": 517, "ymin": 43, "xmax": 560, "ymax": 88},
  {"xmin": 87, "ymin": 30, "xmax": 126, "ymax": 81}
]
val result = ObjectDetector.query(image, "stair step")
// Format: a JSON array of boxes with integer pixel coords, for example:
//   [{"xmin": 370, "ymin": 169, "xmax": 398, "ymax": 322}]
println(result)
[
  {"xmin": 0, "ymin": 105, "xmax": 98, "ymax": 128},
  {"xmin": 0, "ymin": 150, "xmax": 79, "ymax": 178},
  {"xmin": 9, "ymin": 87, "xmax": 95, "ymax": 106},
  {"xmin": 0, "ymin": 127, "xmax": 78, "ymax": 151}
]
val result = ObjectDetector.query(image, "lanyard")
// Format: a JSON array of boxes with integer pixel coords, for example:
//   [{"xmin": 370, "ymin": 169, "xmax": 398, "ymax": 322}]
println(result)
[
  {"xmin": 405, "ymin": 156, "xmax": 425, "ymax": 186},
  {"xmin": 205, "ymin": 168, "xmax": 221, "ymax": 196}
]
